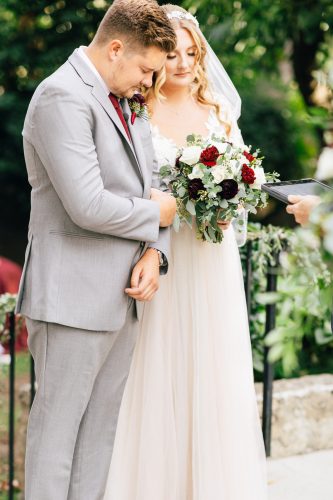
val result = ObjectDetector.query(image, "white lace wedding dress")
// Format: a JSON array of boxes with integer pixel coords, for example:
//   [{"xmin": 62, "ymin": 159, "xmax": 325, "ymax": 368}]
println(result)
[{"xmin": 104, "ymin": 98, "xmax": 268, "ymax": 500}]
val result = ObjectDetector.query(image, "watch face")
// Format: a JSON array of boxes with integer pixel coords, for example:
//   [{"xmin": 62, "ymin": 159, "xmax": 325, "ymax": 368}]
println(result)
[{"xmin": 157, "ymin": 251, "xmax": 163, "ymax": 265}]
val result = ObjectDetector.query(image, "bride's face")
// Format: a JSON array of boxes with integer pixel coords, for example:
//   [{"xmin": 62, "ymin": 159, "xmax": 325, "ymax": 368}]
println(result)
[{"xmin": 163, "ymin": 28, "xmax": 197, "ymax": 89}]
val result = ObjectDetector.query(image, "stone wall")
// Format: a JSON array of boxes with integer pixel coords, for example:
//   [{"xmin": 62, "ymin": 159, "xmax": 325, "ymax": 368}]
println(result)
[{"xmin": 255, "ymin": 374, "xmax": 333, "ymax": 458}]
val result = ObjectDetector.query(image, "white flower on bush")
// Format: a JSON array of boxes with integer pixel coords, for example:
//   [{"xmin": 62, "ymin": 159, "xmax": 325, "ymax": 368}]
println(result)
[
  {"xmin": 251, "ymin": 166, "xmax": 266, "ymax": 189},
  {"xmin": 211, "ymin": 165, "xmax": 225, "ymax": 183},
  {"xmin": 316, "ymin": 147, "xmax": 333, "ymax": 180},
  {"xmin": 322, "ymin": 213, "xmax": 333, "ymax": 254},
  {"xmin": 188, "ymin": 165, "xmax": 205, "ymax": 180},
  {"xmin": 180, "ymin": 146, "xmax": 202, "ymax": 166}
]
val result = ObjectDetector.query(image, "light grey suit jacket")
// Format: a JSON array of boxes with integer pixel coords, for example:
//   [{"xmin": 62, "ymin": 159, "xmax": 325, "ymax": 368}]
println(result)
[{"xmin": 16, "ymin": 49, "xmax": 169, "ymax": 332}]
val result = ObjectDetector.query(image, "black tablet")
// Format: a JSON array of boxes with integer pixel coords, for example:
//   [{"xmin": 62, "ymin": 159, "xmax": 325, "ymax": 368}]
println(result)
[{"xmin": 261, "ymin": 178, "xmax": 333, "ymax": 204}]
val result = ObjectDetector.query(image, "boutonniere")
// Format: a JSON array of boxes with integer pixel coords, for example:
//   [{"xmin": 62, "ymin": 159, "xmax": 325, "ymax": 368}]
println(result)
[{"xmin": 128, "ymin": 93, "xmax": 149, "ymax": 125}]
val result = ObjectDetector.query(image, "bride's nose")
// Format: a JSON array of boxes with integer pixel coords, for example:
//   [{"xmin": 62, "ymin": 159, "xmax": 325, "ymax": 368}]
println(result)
[{"xmin": 177, "ymin": 53, "xmax": 189, "ymax": 70}]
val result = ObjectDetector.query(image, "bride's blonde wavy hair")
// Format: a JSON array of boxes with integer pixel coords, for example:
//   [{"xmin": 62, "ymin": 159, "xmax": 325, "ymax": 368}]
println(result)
[{"xmin": 144, "ymin": 4, "xmax": 231, "ymax": 135}]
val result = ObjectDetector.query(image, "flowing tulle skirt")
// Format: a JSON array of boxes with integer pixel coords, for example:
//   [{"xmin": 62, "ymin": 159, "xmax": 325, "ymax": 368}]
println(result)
[{"xmin": 104, "ymin": 224, "xmax": 267, "ymax": 500}]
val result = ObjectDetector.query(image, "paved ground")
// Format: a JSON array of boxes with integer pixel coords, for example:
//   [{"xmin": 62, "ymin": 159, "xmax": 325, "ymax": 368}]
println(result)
[{"xmin": 268, "ymin": 449, "xmax": 333, "ymax": 500}]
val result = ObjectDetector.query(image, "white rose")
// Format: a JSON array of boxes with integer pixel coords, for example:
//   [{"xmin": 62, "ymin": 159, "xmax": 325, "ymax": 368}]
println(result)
[
  {"xmin": 188, "ymin": 165, "xmax": 205, "ymax": 180},
  {"xmin": 251, "ymin": 166, "xmax": 266, "ymax": 189},
  {"xmin": 211, "ymin": 165, "xmax": 225, "ymax": 184},
  {"xmin": 316, "ymin": 147, "xmax": 333, "ymax": 180},
  {"xmin": 210, "ymin": 141, "xmax": 229, "ymax": 155},
  {"xmin": 179, "ymin": 145, "xmax": 202, "ymax": 166}
]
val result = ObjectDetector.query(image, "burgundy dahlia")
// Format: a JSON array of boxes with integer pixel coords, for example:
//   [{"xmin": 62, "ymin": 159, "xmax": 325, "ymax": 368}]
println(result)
[
  {"xmin": 188, "ymin": 178, "xmax": 205, "ymax": 200},
  {"xmin": 218, "ymin": 179, "xmax": 239, "ymax": 200},
  {"xmin": 200, "ymin": 146, "xmax": 220, "ymax": 167},
  {"xmin": 241, "ymin": 164, "xmax": 256, "ymax": 184}
]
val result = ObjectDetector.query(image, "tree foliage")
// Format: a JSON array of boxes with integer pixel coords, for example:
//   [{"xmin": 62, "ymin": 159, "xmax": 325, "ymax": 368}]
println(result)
[
  {"xmin": 183, "ymin": 0, "xmax": 333, "ymax": 104},
  {"xmin": 0, "ymin": 0, "xmax": 109, "ymax": 178}
]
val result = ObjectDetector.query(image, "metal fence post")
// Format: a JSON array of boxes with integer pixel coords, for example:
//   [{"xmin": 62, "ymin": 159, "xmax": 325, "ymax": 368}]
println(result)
[
  {"xmin": 30, "ymin": 355, "xmax": 35, "ymax": 407},
  {"xmin": 245, "ymin": 240, "xmax": 253, "ymax": 317},
  {"xmin": 8, "ymin": 312, "xmax": 15, "ymax": 500},
  {"xmin": 262, "ymin": 252, "xmax": 279, "ymax": 457}
]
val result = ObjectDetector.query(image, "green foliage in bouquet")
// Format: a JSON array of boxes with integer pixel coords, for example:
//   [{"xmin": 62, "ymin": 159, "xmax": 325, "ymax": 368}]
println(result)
[{"xmin": 160, "ymin": 134, "xmax": 278, "ymax": 243}]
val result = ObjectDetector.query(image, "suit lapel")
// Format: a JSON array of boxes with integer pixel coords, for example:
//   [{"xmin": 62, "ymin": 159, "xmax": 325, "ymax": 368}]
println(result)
[
  {"xmin": 122, "ymin": 98, "xmax": 149, "ymax": 194},
  {"xmin": 68, "ymin": 50, "xmax": 144, "ymax": 182}
]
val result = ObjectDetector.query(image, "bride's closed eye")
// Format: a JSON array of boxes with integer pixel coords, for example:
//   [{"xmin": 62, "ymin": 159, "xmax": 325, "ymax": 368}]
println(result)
[{"xmin": 167, "ymin": 52, "xmax": 196, "ymax": 60}]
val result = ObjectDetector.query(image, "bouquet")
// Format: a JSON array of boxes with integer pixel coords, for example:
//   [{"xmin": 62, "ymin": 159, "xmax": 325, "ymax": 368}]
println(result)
[{"xmin": 160, "ymin": 134, "xmax": 278, "ymax": 243}]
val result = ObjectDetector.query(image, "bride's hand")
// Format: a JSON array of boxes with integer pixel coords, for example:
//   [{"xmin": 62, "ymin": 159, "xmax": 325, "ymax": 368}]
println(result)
[
  {"xmin": 217, "ymin": 220, "xmax": 231, "ymax": 230},
  {"xmin": 217, "ymin": 209, "xmax": 231, "ymax": 230}
]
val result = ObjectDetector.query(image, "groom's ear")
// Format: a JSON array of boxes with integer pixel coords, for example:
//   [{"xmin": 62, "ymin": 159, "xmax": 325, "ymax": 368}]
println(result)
[{"xmin": 107, "ymin": 39, "xmax": 125, "ymax": 61}]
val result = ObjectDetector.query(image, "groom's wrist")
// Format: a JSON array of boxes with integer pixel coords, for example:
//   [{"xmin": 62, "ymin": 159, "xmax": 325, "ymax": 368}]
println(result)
[{"xmin": 148, "ymin": 247, "xmax": 166, "ymax": 267}]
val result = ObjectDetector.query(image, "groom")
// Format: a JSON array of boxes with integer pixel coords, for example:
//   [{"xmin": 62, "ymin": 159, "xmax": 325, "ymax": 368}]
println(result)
[{"xmin": 16, "ymin": 1, "xmax": 176, "ymax": 498}]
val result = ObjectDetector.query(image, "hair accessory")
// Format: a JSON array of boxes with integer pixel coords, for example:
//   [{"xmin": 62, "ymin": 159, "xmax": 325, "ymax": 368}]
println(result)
[{"xmin": 167, "ymin": 10, "xmax": 199, "ymax": 27}]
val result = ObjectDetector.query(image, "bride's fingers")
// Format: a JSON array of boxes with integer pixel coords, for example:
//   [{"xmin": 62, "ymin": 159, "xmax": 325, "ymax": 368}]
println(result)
[{"xmin": 217, "ymin": 221, "xmax": 231, "ymax": 230}]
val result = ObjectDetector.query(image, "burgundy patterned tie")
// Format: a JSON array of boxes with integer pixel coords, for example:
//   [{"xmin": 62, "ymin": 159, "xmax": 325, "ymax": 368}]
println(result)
[{"xmin": 108, "ymin": 93, "xmax": 131, "ymax": 141}]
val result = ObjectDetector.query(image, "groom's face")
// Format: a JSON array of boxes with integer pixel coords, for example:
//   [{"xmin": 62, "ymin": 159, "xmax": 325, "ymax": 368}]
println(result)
[{"xmin": 108, "ymin": 41, "xmax": 167, "ymax": 98}]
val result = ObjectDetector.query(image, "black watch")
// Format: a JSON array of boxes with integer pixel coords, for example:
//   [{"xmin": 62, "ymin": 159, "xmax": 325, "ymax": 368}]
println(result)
[{"xmin": 151, "ymin": 248, "xmax": 164, "ymax": 266}]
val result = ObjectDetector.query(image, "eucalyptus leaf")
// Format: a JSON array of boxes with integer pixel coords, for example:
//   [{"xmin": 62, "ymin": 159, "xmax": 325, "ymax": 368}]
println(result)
[{"xmin": 186, "ymin": 200, "xmax": 196, "ymax": 216}]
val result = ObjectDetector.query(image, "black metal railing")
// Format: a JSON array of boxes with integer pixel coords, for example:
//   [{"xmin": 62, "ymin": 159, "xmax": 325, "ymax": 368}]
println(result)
[
  {"xmin": 3, "ymin": 242, "xmax": 279, "ymax": 498},
  {"xmin": 244, "ymin": 242, "xmax": 279, "ymax": 457}
]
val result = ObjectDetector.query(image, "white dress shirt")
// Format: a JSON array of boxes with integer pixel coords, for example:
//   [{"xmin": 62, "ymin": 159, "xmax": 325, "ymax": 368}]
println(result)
[{"xmin": 77, "ymin": 46, "xmax": 110, "ymax": 96}]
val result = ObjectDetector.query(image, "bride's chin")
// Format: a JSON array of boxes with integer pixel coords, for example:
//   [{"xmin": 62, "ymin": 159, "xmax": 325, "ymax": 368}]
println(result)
[{"xmin": 165, "ymin": 78, "xmax": 194, "ymax": 90}]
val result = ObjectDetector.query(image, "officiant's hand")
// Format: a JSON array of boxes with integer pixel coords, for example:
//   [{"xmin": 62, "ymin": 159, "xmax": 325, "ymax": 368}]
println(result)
[
  {"xmin": 286, "ymin": 195, "xmax": 321, "ymax": 226},
  {"xmin": 125, "ymin": 248, "xmax": 159, "ymax": 301},
  {"xmin": 151, "ymin": 188, "xmax": 176, "ymax": 227}
]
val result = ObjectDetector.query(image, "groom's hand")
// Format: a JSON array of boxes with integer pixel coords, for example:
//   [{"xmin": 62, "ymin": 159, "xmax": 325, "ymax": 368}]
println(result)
[
  {"xmin": 151, "ymin": 188, "xmax": 176, "ymax": 227},
  {"xmin": 125, "ymin": 248, "xmax": 160, "ymax": 301}
]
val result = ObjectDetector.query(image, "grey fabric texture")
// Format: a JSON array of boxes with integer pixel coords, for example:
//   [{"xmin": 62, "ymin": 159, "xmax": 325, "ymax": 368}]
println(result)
[{"xmin": 25, "ymin": 306, "xmax": 138, "ymax": 500}]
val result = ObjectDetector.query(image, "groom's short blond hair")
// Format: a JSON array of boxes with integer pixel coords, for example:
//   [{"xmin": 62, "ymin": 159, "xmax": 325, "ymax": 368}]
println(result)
[{"xmin": 94, "ymin": 0, "xmax": 176, "ymax": 53}]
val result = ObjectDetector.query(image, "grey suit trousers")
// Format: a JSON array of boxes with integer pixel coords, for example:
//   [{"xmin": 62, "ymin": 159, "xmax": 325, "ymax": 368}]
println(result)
[{"xmin": 25, "ymin": 301, "xmax": 138, "ymax": 500}]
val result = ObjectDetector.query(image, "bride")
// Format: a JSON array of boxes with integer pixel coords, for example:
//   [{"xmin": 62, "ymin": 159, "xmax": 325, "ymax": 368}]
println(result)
[{"xmin": 104, "ymin": 5, "xmax": 267, "ymax": 499}]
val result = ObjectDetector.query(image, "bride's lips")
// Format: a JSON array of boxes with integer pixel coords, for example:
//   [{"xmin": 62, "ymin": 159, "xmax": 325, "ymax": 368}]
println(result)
[{"xmin": 174, "ymin": 72, "xmax": 191, "ymax": 77}]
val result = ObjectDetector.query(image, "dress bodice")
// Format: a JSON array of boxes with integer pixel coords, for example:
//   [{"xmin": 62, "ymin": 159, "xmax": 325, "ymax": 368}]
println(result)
[{"xmin": 151, "ymin": 95, "xmax": 243, "ymax": 171}]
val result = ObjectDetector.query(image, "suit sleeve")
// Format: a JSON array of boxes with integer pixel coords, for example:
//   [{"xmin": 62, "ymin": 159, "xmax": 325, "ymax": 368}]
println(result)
[
  {"xmin": 23, "ymin": 83, "xmax": 160, "ymax": 243},
  {"xmin": 147, "ymin": 149, "xmax": 171, "ymax": 275}
]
